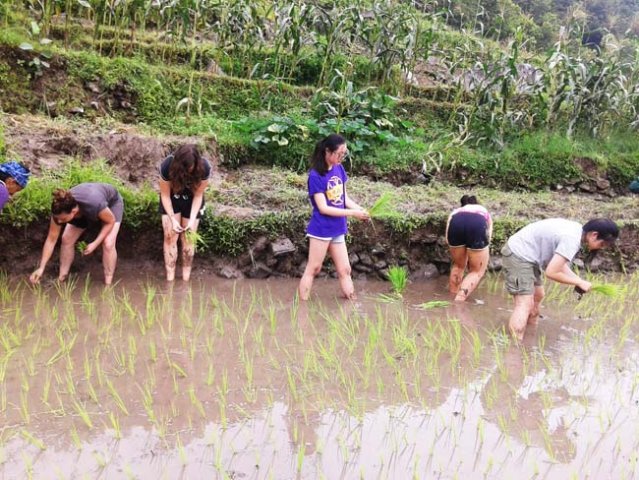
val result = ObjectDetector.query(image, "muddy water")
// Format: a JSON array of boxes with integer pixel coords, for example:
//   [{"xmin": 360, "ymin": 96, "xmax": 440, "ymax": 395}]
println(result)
[{"xmin": 0, "ymin": 272, "xmax": 638, "ymax": 479}]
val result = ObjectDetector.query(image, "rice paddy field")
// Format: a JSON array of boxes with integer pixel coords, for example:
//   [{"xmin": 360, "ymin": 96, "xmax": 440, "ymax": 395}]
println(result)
[{"xmin": 1, "ymin": 271, "xmax": 639, "ymax": 479}]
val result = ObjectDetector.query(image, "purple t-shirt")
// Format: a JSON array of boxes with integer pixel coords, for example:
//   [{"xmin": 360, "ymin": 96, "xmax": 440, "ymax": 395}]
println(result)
[
  {"xmin": 306, "ymin": 165, "xmax": 348, "ymax": 238},
  {"xmin": 0, "ymin": 182, "xmax": 10, "ymax": 211}
]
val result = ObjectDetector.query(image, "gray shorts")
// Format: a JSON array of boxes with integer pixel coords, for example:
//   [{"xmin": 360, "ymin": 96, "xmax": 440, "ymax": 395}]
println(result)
[
  {"xmin": 501, "ymin": 245, "xmax": 542, "ymax": 295},
  {"xmin": 306, "ymin": 234, "xmax": 345, "ymax": 244}
]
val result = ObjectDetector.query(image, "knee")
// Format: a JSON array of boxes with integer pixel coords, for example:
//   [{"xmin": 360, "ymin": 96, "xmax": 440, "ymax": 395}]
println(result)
[
  {"xmin": 305, "ymin": 262, "xmax": 323, "ymax": 277},
  {"xmin": 335, "ymin": 264, "xmax": 352, "ymax": 279},
  {"xmin": 103, "ymin": 237, "xmax": 117, "ymax": 253},
  {"xmin": 163, "ymin": 230, "xmax": 178, "ymax": 244}
]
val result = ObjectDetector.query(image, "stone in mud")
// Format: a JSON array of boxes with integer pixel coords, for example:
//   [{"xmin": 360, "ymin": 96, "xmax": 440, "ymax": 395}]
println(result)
[
  {"xmin": 411, "ymin": 263, "xmax": 439, "ymax": 280},
  {"xmin": 378, "ymin": 268, "xmax": 390, "ymax": 280},
  {"xmin": 265, "ymin": 255, "xmax": 278, "ymax": 268},
  {"xmin": 578, "ymin": 182, "xmax": 594, "ymax": 193},
  {"xmin": 247, "ymin": 262, "xmax": 272, "ymax": 279},
  {"xmin": 596, "ymin": 178, "xmax": 611, "ymax": 190},
  {"xmin": 270, "ymin": 237, "xmax": 295, "ymax": 257},
  {"xmin": 354, "ymin": 263, "xmax": 374, "ymax": 273},
  {"xmin": 359, "ymin": 253, "xmax": 374, "ymax": 267},
  {"xmin": 348, "ymin": 252, "xmax": 360, "ymax": 265},
  {"xmin": 68, "ymin": 106, "xmax": 84, "ymax": 115},
  {"xmin": 371, "ymin": 245, "xmax": 385, "ymax": 257},
  {"xmin": 218, "ymin": 264, "xmax": 243, "ymax": 279},
  {"xmin": 374, "ymin": 260, "xmax": 388, "ymax": 271},
  {"xmin": 251, "ymin": 236, "xmax": 269, "ymax": 254}
]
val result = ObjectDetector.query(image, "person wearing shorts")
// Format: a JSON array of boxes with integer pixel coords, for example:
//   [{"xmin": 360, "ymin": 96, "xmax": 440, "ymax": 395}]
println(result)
[
  {"xmin": 446, "ymin": 194, "xmax": 492, "ymax": 302},
  {"xmin": 159, "ymin": 144, "xmax": 211, "ymax": 281},
  {"xmin": 298, "ymin": 134, "xmax": 370, "ymax": 301},
  {"xmin": 30, "ymin": 183, "xmax": 124, "ymax": 285},
  {"xmin": 502, "ymin": 218, "xmax": 619, "ymax": 341}
]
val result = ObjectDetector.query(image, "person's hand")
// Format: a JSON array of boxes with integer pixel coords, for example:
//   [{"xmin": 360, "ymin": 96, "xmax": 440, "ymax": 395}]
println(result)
[
  {"xmin": 353, "ymin": 209, "xmax": 370, "ymax": 221},
  {"xmin": 576, "ymin": 280, "xmax": 592, "ymax": 293},
  {"xmin": 30, "ymin": 267, "xmax": 44, "ymax": 284},
  {"xmin": 171, "ymin": 217, "xmax": 183, "ymax": 233},
  {"xmin": 184, "ymin": 220, "xmax": 197, "ymax": 232},
  {"xmin": 83, "ymin": 241, "xmax": 98, "ymax": 256}
]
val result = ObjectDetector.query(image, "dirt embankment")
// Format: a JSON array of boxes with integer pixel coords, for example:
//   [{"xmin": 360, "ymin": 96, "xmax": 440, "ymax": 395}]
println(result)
[{"xmin": 2, "ymin": 114, "xmax": 639, "ymax": 280}]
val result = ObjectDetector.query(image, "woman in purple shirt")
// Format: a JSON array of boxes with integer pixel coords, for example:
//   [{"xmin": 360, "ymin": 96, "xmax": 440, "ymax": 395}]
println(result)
[
  {"xmin": 0, "ymin": 162, "xmax": 30, "ymax": 211},
  {"xmin": 298, "ymin": 134, "xmax": 370, "ymax": 301}
]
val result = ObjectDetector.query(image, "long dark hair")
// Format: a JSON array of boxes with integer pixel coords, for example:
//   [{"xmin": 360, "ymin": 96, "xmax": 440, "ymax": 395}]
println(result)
[
  {"xmin": 51, "ymin": 189, "xmax": 78, "ymax": 215},
  {"xmin": 460, "ymin": 194, "xmax": 479, "ymax": 206},
  {"xmin": 169, "ymin": 144, "xmax": 206, "ymax": 193},
  {"xmin": 310, "ymin": 134, "xmax": 345, "ymax": 176}
]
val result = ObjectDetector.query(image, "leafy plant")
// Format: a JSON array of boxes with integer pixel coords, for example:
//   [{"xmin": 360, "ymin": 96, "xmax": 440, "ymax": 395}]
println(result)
[
  {"xmin": 184, "ymin": 229, "xmax": 208, "ymax": 253},
  {"xmin": 387, "ymin": 265, "xmax": 408, "ymax": 296},
  {"xmin": 76, "ymin": 241, "xmax": 88, "ymax": 254},
  {"xmin": 369, "ymin": 192, "xmax": 397, "ymax": 218}
]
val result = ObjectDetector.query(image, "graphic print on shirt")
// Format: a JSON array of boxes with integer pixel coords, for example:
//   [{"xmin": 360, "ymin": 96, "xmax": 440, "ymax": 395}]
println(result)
[{"xmin": 325, "ymin": 175, "xmax": 344, "ymax": 206}]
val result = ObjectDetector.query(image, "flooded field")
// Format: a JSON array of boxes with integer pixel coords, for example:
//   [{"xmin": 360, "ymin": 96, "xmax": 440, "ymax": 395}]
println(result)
[{"xmin": 1, "ymin": 271, "xmax": 638, "ymax": 479}]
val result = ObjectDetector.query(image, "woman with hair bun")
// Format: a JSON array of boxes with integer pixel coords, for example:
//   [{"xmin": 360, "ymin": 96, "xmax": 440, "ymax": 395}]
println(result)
[
  {"xmin": 30, "ymin": 183, "xmax": 124, "ymax": 285},
  {"xmin": 445, "ymin": 194, "xmax": 492, "ymax": 302},
  {"xmin": 158, "ymin": 144, "xmax": 211, "ymax": 281}
]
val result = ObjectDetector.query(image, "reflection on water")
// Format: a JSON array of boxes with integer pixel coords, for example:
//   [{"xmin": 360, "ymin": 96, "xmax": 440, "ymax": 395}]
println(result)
[{"xmin": 1, "ymin": 273, "xmax": 638, "ymax": 479}]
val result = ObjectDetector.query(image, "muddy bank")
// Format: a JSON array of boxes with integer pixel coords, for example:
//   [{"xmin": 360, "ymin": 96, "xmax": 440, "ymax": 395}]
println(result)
[{"xmin": 2, "ymin": 216, "xmax": 638, "ymax": 282}]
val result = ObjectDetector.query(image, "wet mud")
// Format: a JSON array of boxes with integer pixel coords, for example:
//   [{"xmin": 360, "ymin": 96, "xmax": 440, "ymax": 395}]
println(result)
[{"xmin": 1, "ymin": 272, "xmax": 638, "ymax": 478}]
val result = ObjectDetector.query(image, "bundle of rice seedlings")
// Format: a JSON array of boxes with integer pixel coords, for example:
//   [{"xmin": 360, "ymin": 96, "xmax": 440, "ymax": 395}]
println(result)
[
  {"xmin": 184, "ymin": 230, "xmax": 208, "ymax": 253},
  {"xmin": 388, "ymin": 265, "xmax": 408, "ymax": 296},
  {"xmin": 590, "ymin": 283, "xmax": 622, "ymax": 298},
  {"xmin": 76, "ymin": 241, "xmax": 88, "ymax": 253},
  {"xmin": 415, "ymin": 300, "xmax": 451, "ymax": 310},
  {"xmin": 369, "ymin": 192, "xmax": 396, "ymax": 218}
]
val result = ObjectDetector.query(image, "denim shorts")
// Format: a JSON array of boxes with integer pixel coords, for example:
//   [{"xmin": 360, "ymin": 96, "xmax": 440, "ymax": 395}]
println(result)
[{"xmin": 306, "ymin": 234, "xmax": 346, "ymax": 244}]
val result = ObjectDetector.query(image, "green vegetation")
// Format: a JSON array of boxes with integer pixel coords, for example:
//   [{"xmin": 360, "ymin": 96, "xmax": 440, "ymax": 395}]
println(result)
[{"xmin": 387, "ymin": 266, "xmax": 409, "ymax": 296}]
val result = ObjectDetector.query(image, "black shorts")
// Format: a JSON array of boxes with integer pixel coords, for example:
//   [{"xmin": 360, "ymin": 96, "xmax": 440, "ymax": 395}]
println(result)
[
  {"xmin": 447, "ymin": 212, "xmax": 489, "ymax": 250},
  {"xmin": 159, "ymin": 193, "xmax": 205, "ymax": 219}
]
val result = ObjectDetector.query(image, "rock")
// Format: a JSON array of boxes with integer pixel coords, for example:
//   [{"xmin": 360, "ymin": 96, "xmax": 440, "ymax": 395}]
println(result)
[
  {"xmin": 378, "ymin": 268, "xmax": 390, "ymax": 280},
  {"xmin": 265, "ymin": 255, "xmax": 278, "ymax": 268},
  {"xmin": 488, "ymin": 257, "xmax": 503, "ymax": 272},
  {"xmin": 596, "ymin": 178, "xmax": 611, "ymax": 190},
  {"xmin": 354, "ymin": 263, "xmax": 373, "ymax": 273},
  {"xmin": 411, "ymin": 263, "xmax": 440, "ymax": 280},
  {"xmin": 359, "ymin": 253, "xmax": 374, "ymax": 267},
  {"xmin": 218, "ymin": 264, "xmax": 243, "ymax": 279},
  {"xmin": 90, "ymin": 101, "xmax": 99, "ymax": 110},
  {"xmin": 247, "ymin": 262, "xmax": 272, "ymax": 279},
  {"xmin": 374, "ymin": 260, "xmax": 388, "ymax": 270},
  {"xmin": 578, "ymin": 182, "xmax": 594, "ymax": 193},
  {"xmin": 371, "ymin": 245, "xmax": 385, "ymax": 256},
  {"xmin": 85, "ymin": 81, "xmax": 101, "ymax": 93},
  {"xmin": 270, "ymin": 237, "xmax": 296, "ymax": 257},
  {"xmin": 586, "ymin": 254, "xmax": 605, "ymax": 272},
  {"xmin": 250, "ymin": 236, "xmax": 269, "ymax": 254},
  {"xmin": 348, "ymin": 252, "xmax": 360, "ymax": 265},
  {"xmin": 68, "ymin": 106, "xmax": 84, "ymax": 115}
]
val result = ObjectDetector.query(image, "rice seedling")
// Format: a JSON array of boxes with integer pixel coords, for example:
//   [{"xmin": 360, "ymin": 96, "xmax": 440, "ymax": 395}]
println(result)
[
  {"xmin": 387, "ymin": 265, "xmax": 409, "ymax": 297},
  {"xmin": 184, "ymin": 229, "xmax": 208, "ymax": 253},
  {"xmin": 415, "ymin": 300, "xmax": 451, "ymax": 310},
  {"xmin": 76, "ymin": 240, "xmax": 88, "ymax": 254},
  {"xmin": 369, "ymin": 192, "xmax": 397, "ymax": 218},
  {"xmin": 589, "ymin": 283, "xmax": 623, "ymax": 298}
]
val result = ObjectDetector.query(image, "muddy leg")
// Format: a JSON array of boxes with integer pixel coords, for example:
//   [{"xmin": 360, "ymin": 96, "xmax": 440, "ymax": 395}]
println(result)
[
  {"xmin": 298, "ymin": 238, "xmax": 330, "ymax": 301},
  {"xmin": 59, "ymin": 224, "xmax": 85, "ymax": 282},
  {"xmin": 528, "ymin": 285, "xmax": 545, "ymax": 325},
  {"xmin": 455, "ymin": 248, "xmax": 488, "ymax": 302},
  {"xmin": 328, "ymin": 241, "xmax": 355, "ymax": 300},
  {"xmin": 162, "ymin": 215, "xmax": 181, "ymax": 281},
  {"xmin": 180, "ymin": 217, "xmax": 199, "ymax": 281},
  {"xmin": 509, "ymin": 294, "xmax": 534, "ymax": 341},
  {"xmin": 449, "ymin": 246, "xmax": 468, "ymax": 295},
  {"xmin": 102, "ymin": 222, "xmax": 121, "ymax": 285}
]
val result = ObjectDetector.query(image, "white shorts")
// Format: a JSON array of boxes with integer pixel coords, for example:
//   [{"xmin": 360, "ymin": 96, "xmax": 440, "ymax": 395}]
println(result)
[{"xmin": 306, "ymin": 234, "xmax": 346, "ymax": 244}]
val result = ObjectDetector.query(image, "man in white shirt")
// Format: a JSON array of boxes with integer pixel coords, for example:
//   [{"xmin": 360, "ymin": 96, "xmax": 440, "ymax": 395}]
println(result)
[{"xmin": 501, "ymin": 218, "xmax": 619, "ymax": 341}]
